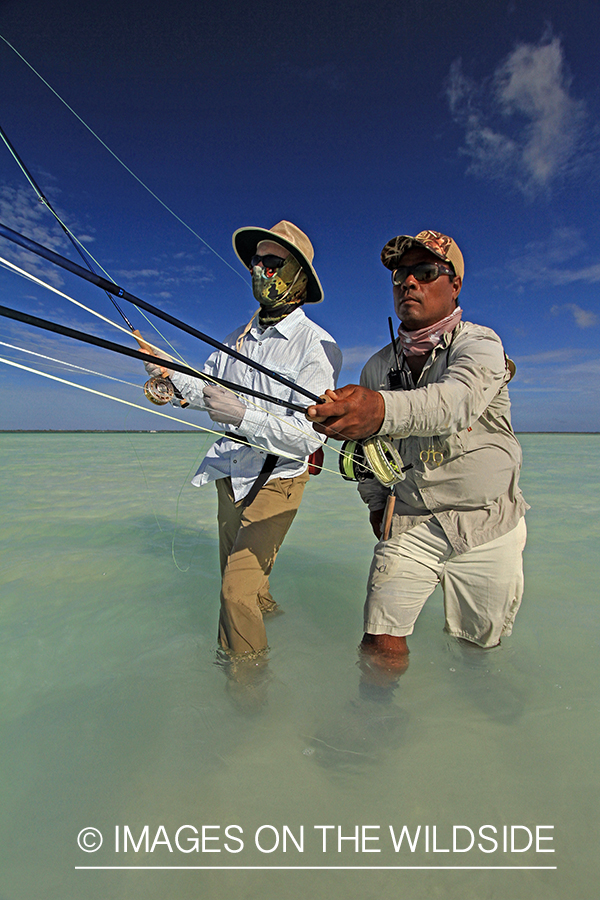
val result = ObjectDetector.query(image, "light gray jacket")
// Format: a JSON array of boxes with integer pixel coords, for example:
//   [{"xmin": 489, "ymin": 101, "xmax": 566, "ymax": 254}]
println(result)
[{"xmin": 358, "ymin": 321, "xmax": 528, "ymax": 553}]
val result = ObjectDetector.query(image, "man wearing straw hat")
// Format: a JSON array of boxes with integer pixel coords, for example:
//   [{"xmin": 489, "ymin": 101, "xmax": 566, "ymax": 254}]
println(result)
[
  {"xmin": 307, "ymin": 229, "xmax": 527, "ymax": 687},
  {"xmin": 144, "ymin": 221, "xmax": 341, "ymax": 659}
]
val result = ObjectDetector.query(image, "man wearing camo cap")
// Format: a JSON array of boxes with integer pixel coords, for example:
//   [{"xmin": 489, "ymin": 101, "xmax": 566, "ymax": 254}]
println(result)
[{"xmin": 307, "ymin": 229, "xmax": 527, "ymax": 691}]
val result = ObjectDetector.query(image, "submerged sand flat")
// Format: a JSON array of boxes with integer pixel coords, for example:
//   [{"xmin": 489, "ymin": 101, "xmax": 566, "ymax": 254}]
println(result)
[{"xmin": 0, "ymin": 432, "xmax": 597, "ymax": 900}]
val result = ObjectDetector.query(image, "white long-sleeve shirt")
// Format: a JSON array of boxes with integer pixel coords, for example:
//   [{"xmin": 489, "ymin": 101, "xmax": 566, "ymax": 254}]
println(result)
[{"xmin": 171, "ymin": 307, "xmax": 342, "ymax": 501}]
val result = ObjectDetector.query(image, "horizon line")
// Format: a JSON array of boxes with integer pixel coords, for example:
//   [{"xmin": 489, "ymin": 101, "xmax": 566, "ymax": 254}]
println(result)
[{"xmin": 2, "ymin": 429, "xmax": 599, "ymax": 436}]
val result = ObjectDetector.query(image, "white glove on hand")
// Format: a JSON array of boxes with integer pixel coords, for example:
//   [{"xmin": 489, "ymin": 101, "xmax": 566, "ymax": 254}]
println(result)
[
  {"xmin": 144, "ymin": 358, "xmax": 173, "ymax": 378},
  {"xmin": 203, "ymin": 384, "xmax": 246, "ymax": 427}
]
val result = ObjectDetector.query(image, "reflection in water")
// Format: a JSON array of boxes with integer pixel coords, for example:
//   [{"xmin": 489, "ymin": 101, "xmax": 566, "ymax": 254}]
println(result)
[
  {"xmin": 449, "ymin": 639, "xmax": 526, "ymax": 725},
  {"xmin": 303, "ymin": 698, "xmax": 409, "ymax": 771},
  {"xmin": 215, "ymin": 648, "xmax": 272, "ymax": 713},
  {"xmin": 0, "ymin": 434, "xmax": 598, "ymax": 899}
]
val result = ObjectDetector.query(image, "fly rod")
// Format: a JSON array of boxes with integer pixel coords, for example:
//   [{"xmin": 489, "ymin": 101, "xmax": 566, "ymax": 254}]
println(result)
[
  {"xmin": 0, "ymin": 126, "xmax": 195, "ymax": 403},
  {"xmin": 0, "ymin": 304, "xmax": 309, "ymax": 414},
  {"xmin": 0, "ymin": 222, "xmax": 324, "ymax": 405},
  {"xmin": 0, "ymin": 123, "xmax": 135, "ymax": 329}
]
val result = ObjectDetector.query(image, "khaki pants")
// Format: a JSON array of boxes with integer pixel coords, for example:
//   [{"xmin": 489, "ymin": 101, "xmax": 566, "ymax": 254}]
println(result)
[{"xmin": 215, "ymin": 471, "xmax": 309, "ymax": 655}]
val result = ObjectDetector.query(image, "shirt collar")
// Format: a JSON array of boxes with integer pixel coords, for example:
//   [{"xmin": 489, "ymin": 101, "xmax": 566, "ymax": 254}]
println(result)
[{"xmin": 250, "ymin": 305, "xmax": 305, "ymax": 340}]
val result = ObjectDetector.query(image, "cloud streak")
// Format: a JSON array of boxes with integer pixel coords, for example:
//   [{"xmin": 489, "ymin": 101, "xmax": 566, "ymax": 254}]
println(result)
[
  {"xmin": 0, "ymin": 183, "xmax": 217, "ymax": 306},
  {"xmin": 551, "ymin": 304, "xmax": 598, "ymax": 328},
  {"xmin": 0, "ymin": 183, "xmax": 74, "ymax": 287},
  {"xmin": 115, "ymin": 260, "xmax": 216, "ymax": 299},
  {"xmin": 506, "ymin": 226, "xmax": 600, "ymax": 288},
  {"xmin": 447, "ymin": 34, "xmax": 587, "ymax": 196},
  {"xmin": 339, "ymin": 344, "xmax": 383, "ymax": 367},
  {"xmin": 511, "ymin": 348, "xmax": 600, "ymax": 395}
]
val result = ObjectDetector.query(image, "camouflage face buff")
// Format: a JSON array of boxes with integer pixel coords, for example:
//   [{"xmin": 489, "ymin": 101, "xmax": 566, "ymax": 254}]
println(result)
[{"xmin": 252, "ymin": 254, "xmax": 308, "ymax": 326}]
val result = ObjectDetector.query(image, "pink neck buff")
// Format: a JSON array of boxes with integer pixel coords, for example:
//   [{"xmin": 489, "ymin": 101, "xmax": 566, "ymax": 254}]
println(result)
[{"xmin": 397, "ymin": 306, "xmax": 463, "ymax": 357}]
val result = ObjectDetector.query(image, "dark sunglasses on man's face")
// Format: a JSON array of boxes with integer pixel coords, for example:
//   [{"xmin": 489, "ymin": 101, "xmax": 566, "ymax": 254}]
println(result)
[
  {"xmin": 250, "ymin": 254, "xmax": 287, "ymax": 271},
  {"xmin": 391, "ymin": 261, "xmax": 455, "ymax": 286}
]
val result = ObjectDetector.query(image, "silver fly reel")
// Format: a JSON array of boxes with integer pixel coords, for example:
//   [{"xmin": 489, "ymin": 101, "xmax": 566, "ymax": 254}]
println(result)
[
  {"xmin": 339, "ymin": 435, "xmax": 408, "ymax": 487},
  {"xmin": 143, "ymin": 376, "xmax": 175, "ymax": 405}
]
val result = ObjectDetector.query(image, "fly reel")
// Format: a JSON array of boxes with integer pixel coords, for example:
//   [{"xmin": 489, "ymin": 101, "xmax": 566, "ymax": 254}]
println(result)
[
  {"xmin": 143, "ymin": 376, "xmax": 175, "ymax": 405},
  {"xmin": 339, "ymin": 439, "xmax": 373, "ymax": 482},
  {"xmin": 339, "ymin": 436, "xmax": 409, "ymax": 487}
]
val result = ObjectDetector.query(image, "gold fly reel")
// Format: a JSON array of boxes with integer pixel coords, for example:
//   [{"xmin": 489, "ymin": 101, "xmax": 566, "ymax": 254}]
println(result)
[
  {"xmin": 143, "ymin": 376, "xmax": 175, "ymax": 405},
  {"xmin": 339, "ymin": 435, "xmax": 408, "ymax": 487}
]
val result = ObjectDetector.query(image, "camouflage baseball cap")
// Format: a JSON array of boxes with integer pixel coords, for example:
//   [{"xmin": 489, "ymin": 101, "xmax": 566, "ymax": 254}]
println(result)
[{"xmin": 381, "ymin": 230, "xmax": 464, "ymax": 280}]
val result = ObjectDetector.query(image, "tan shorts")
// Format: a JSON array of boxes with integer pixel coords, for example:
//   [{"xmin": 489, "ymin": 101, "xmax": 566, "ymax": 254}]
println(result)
[{"xmin": 364, "ymin": 516, "xmax": 527, "ymax": 648}]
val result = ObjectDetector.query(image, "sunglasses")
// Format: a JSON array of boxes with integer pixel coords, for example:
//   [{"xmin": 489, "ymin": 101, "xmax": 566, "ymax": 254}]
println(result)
[
  {"xmin": 391, "ymin": 262, "xmax": 455, "ymax": 286},
  {"xmin": 250, "ymin": 254, "xmax": 287, "ymax": 272}
]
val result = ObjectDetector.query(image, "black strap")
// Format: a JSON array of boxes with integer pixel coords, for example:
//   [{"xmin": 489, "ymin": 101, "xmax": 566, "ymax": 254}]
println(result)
[
  {"xmin": 222, "ymin": 432, "xmax": 279, "ymax": 509},
  {"xmin": 240, "ymin": 453, "xmax": 279, "ymax": 508}
]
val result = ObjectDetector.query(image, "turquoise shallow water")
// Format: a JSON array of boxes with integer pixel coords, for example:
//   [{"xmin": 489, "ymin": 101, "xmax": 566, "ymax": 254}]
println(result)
[{"xmin": 0, "ymin": 432, "xmax": 598, "ymax": 900}]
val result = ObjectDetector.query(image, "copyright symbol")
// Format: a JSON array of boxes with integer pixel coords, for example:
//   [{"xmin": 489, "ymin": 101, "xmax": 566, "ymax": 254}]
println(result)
[{"xmin": 77, "ymin": 827, "xmax": 103, "ymax": 852}]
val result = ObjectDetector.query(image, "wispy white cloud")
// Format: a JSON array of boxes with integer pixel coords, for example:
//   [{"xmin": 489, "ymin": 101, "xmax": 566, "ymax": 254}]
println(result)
[
  {"xmin": 539, "ymin": 264, "xmax": 600, "ymax": 285},
  {"xmin": 158, "ymin": 264, "xmax": 216, "ymax": 287},
  {"xmin": 551, "ymin": 304, "xmax": 598, "ymax": 328},
  {"xmin": 0, "ymin": 317, "xmax": 135, "ymax": 376},
  {"xmin": 511, "ymin": 347, "xmax": 600, "ymax": 390},
  {"xmin": 507, "ymin": 226, "xmax": 600, "ymax": 287},
  {"xmin": 339, "ymin": 344, "xmax": 382, "ymax": 367},
  {"xmin": 447, "ymin": 34, "xmax": 587, "ymax": 196},
  {"xmin": 115, "ymin": 269, "xmax": 162, "ymax": 280},
  {"xmin": 0, "ymin": 184, "xmax": 216, "ymax": 302},
  {"xmin": 515, "ymin": 347, "xmax": 591, "ymax": 364},
  {"xmin": 115, "ymin": 251, "xmax": 216, "ymax": 297},
  {"xmin": 0, "ymin": 183, "xmax": 72, "ymax": 287}
]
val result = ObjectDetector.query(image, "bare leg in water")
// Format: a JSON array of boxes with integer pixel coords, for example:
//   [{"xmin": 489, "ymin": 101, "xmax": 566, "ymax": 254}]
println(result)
[{"xmin": 358, "ymin": 633, "xmax": 410, "ymax": 701}]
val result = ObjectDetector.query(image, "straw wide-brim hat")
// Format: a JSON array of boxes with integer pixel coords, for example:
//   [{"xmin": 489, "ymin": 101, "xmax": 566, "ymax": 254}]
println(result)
[{"xmin": 232, "ymin": 220, "xmax": 324, "ymax": 304}]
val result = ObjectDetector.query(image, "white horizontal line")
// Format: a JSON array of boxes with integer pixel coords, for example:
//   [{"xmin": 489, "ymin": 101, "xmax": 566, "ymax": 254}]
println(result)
[{"xmin": 75, "ymin": 865, "xmax": 557, "ymax": 871}]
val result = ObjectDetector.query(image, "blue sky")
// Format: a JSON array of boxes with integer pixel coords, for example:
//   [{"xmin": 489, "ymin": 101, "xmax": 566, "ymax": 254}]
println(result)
[{"xmin": 0, "ymin": 0, "xmax": 599, "ymax": 431}]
